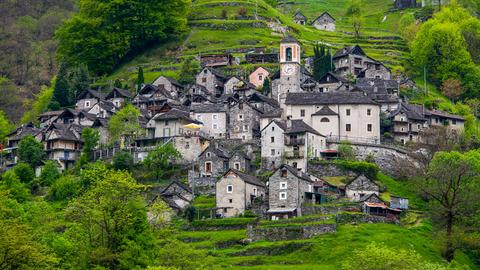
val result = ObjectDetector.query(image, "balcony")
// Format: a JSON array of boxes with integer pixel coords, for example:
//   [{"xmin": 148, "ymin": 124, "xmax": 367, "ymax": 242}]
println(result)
[
  {"xmin": 285, "ymin": 138, "xmax": 305, "ymax": 146},
  {"xmin": 284, "ymin": 151, "xmax": 304, "ymax": 159}
]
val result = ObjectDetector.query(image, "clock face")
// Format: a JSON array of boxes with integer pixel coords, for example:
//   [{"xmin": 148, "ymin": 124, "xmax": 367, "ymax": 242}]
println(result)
[{"xmin": 282, "ymin": 64, "xmax": 296, "ymax": 76}]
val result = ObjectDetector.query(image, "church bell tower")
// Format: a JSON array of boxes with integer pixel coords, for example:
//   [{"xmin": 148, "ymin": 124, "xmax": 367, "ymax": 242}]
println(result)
[{"xmin": 277, "ymin": 35, "xmax": 302, "ymax": 105}]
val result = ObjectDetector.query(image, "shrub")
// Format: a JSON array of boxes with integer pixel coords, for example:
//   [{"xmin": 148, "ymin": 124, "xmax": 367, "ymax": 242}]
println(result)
[
  {"xmin": 221, "ymin": 9, "xmax": 228, "ymax": 19},
  {"xmin": 338, "ymin": 141, "xmax": 356, "ymax": 160},
  {"xmin": 39, "ymin": 160, "xmax": 61, "ymax": 186},
  {"xmin": 238, "ymin": 7, "xmax": 247, "ymax": 17},
  {"xmin": 112, "ymin": 151, "xmax": 134, "ymax": 171},
  {"xmin": 0, "ymin": 170, "xmax": 30, "ymax": 202},
  {"xmin": 335, "ymin": 160, "xmax": 379, "ymax": 180},
  {"xmin": 48, "ymin": 175, "xmax": 81, "ymax": 201},
  {"xmin": 184, "ymin": 205, "xmax": 197, "ymax": 222},
  {"xmin": 13, "ymin": 162, "xmax": 35, "ymax": 183}
]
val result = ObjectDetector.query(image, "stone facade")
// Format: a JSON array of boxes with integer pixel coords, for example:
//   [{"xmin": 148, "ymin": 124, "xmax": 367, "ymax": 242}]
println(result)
[
  {"xmin": 261, "ymin": 120, "xmax": 286, "ymax": 170},
  {"xmin": 333, "ymin": 45, "xmax": 391, "ymax": 79},
  {"xmin": 229, "ymin": 151, "xmax": 251, "ymax": 172},
  {"xmin": 311, "ymin": 12, "xmax": 336, "ymax": 32},
  {"xmin": 345, "ymin": 174, "xmax": 380, "ymax": 201},
  {"xmin": 152, "ymin": 76, "xmax": 184, "ymax": 96},
  {"xmin": 228, "ymin": 100, "xmax": 262, "ymax": 141},
  {"xmin": 247, "ymin": 223, "xmax": 336, "ymax": 241},
  {"xmin": 216, "ymin": 169, "xmax": 266, "ymax": 217},
  {"xmin": 198, "ymin": 145, "xmax": 230, "ymax": 177},
  {"xmin": 196, "ymin": 67, "xmax": 226, "ymax": 94}
]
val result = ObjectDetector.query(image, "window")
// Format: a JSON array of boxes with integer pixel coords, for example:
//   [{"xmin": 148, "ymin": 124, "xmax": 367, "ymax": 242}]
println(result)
[
  {"xmin": 300, "ymin": 109, "xmax": 305, "ymax": 117},
  {"xmin": 320, "ymin": 117, "xmax": 330, "ymax": 122},
  {"xmin": 229, "ymin": 199, "xmax": 233, "ymax": 203},
  {"xmin": 271, "ymin": 137, "xmax": 275, "ymax": 143},
  {"xmin": 452, "ymin": 119, "xmax": 457, "ymax": 125},
  {"xmin": 308, "ymin": 185, "xmax": 312, "ymax": 192},
  {"xmin": 238, "ymin": 114, "xmax": 243, "ymax": 120},
  {"xmin": 281, "ymin": 169, "xmax": 288, "ymax": 177},
  {"xmin": 367, "ymin": 109, "xmax": 371, "ymax": 116},
  {"xmin": 213, "ymin": 124, "xmax": 218, "ymax": 130},
  {"xmin": 234, "ymin": 162, "xmax": 240, "ymax": 170},
  {"xmin": 271, "ymin": 149, "xmax": 275, "ymax": 156},
  {"xmin": 163, "ymin": 128, "xmax": 171, "ymax": 137},
  {"xmin": 286, "ymin": 47, "xmax": 292, "ymax": 61},
  {"xmin": 165, "ymin": 120, "xmax": 169, "ymax": 126},
  {"xmin": 227, "ymin": 185, "xmax": 233, "ymax": 193},
  {"xmin": 418, "ymin": 124, "xmax": 421, "ymax": 129},
  {"xmin": 213, "ymin": 114, "xmax": 218, "ymax": 120},
  {"xmin": 280, "ymin": 182, "xmax": 287, "ymax": 189},
  {"xmin": 206, "ymin": 152, "xmax": 211, "ymax": 158},
  {"xmin": 367, "ymin": 124, "xmax": 372, "ymax": 132},
  {"xmin": 243, "ymin": 125, "xmax": 248, "ymax": 132},
  {"xmin": 346, "ymin": 109, "xmax": 351, "ymax": 116},
  {"xmin": 259, "ymin": 75, "xmax": 263, "ymax": 80},
  {"xmin": 202, "ymin": 77, "xmax": 207, "ymax": 83},
  {"xmin": 223, "ymin": 208, "xmax": 228, "ymax": 213},
  {"xmin": 85, "ymin": 101, "xmax": 90, "ymax": 108},
  {"xmin": 253, "ymin": 188, "xmax": 257, "ymax": 196},
  {"xmin": 239, "ymin": 103, "xmax": 244, "ymax": 110},
  {"xmin": 205, "ymin": 162, "xmax": 212, "ymax": 173},
  {"xmin": 185, "ymin": 142, "xmax": 190, "ymax": 149},
  {"xmin": 346, "ymin": 124, "xmax": 351, "ymax": 132},
  {"xmin": 272, "ymin": 126, "xmax": 275, "ymax": 131},
  {"xmin": 279, "ymin": 192, "xmax": 287, "ymax": 200}
]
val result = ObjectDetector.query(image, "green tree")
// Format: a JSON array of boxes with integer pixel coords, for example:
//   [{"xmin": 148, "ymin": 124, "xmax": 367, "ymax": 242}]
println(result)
[
  {"xmin": 418, "ymin": 150, "xmax": 480, "ymax": 261},
  {"xmin": 65, "ymin": 170, "xmax": 156, "ymax": 268},
  {"xmin": 338, "ymin": 141, "xmax": 356, "ymax": 160},
  {"xmin": 137, "ymin": 66, "xmax": 145, "ymax": 92},
  {"xmin": 39, "ymin": 160, "xmax": 61, "ymax": 186},
  {"xmin": 17, "ymin": 135, "xmax": 46, "ymax": 168},
  {"xmin": 178, "ymin": 57, "xmax": 200, "ymax": 85},
  {"xmin": 13, "ymin": 163, "xmax": 35, "ymax": 184},
  {"xmin": 21, "ymin": 80, "xmax": 55, "ymax": 124},
  {"xmin": 0, "ymin": 110, "xmax": 13, "ymax": 145},
  {"xmin": 108, "ymin": 104, "xmax": 143, "ymax": 146},
  {"xmin": 0, "ymin": 170, "xmax": 30, "ymax": 202},
  {"xmin": 112, "ymin": 151, "xmax": 134, "ymax": 171},
  {"xmin": 48, "ymin": 175, "xmax": 81, "ymax": 201},
  {"xmin": 143, "ymin": 143, "xmax": 181, "ymax": 181},
  {"xmin": 262, "ymin": 77, "xmax": 271, "ymax": 94},
  {"xmin": 77, "ymin": 128, "xmax": 99, "ymax": 167},
  {"xmin": 53, "ymin": 62, "xmax": 71, "ymax": 107},
  {"xmin": 346, "ymin": 0, "xmax": 364, "ymax": 38},
  {"xmin": 70, "ymin": 64, "xmax": 91, "ymax": 103}
]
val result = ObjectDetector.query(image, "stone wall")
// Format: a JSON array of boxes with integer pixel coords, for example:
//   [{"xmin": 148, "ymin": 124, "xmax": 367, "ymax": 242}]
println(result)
[
  {"xmin": 247, "ymin": 223, "xmax": 336, "ymax": 241},
  {"xmin": 301, "ymin": 204, "xmax": 361, "ymax": 215},
  {"xmin": 336, "ymin": 212, "xmax": 399, "ymax": 225},
  {"xmin": 308, "ymin": 162, "xmax": 356, "ymax": 178}
]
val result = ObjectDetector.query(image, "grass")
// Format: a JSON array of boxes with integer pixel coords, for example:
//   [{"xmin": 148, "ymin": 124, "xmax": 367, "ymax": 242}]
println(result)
[{"xmin": 376, "ymin": 172, "xmax": 426, "ymax": 210}]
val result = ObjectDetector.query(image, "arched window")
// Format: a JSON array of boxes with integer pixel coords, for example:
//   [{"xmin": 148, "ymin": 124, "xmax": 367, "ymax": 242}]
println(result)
[
  {"xmin": 286, "ymin": 47, "xmax": 292, "ymax": 61},
  {"xmin": 320, "ymin": 117, "xmax": 330, "ymax": 122}
]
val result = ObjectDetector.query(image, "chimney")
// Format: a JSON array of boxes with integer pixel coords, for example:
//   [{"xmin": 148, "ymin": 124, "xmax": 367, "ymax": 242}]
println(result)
[{"xmin": 286, "ymin": 119, "xmax": 292, "ymax": 129}]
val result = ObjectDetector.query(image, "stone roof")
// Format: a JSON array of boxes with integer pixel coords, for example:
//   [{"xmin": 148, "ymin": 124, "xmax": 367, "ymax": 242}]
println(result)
[
  {"xmin": 161, "ymin": 180, "xmax": 193, "ymax": 195},
  {"xmin": 226, "ymin": 169, "xmax": 265, "ymax": 187},
  {"xmin": 46, "ymin": 123, "xmax": 82, "ymax": 141},
  {"xmin": 199, "ymin": 144, "xmax": 230, "ymax": 159},
  {"xmin": 318, "ymin": 72, "xmax": 348, "ymax": 84},
  {"xmin": 293, "ymin": 11, "xmax": 307, "ymax": 20},
  {"xmin": 312, "ymin": 11, "xmax": 336, "ymax": 23},
  {"xmin": 333, "ymin": 45, "xmax": 366, "ymax": 59},
  {"xmin": 312, "ymin": 106, "xmax": 338, "ymax": 116},
  {"xmin": 105, "ymin": 87, "xmax": 132, "ymax": 99},
  {"xmin": 285, "ymin": 92, "xmax": 378, "ymax": 106},
  {"xmin": 77, "ymin": 89, "xmax": 105, "ymax": 101},
  {"xmin": 7, "ymin": 123, "xmax": 41, "ymax": 141},
  {"xmin": 388, "ymin": 102, "xmax": 426, "ymax": 121},
  {"xmin": 278, "ymin": 164, "xmax": 312, "ymax": 182},
  {"xmin": 190, "ymin": 103, "xmax": 226, "ymax": 113},
  {"xmin": 259, "ymin": 109, "xmax": 283, "ymax": 118},
  {"xmin": 428, "ymin": 109, "xmax": 465, "ymax": 121},
  {"xmin": 92, "ymin": 117, "xmax": 109, "ymax": 127},
  {"xmin": 247, "ymin": 92, "xmax": 280, "ymax": 108},
  {"xmin": 281, "ymin": 35, "xmax": 299, "ymax": 44},
  {"xmin": 152, "ymin": 108, "xmax": 200, "ymax": 124},
  {"xmin": 285, "ymin": 120, "xmax": 322, "ymax": 136}
]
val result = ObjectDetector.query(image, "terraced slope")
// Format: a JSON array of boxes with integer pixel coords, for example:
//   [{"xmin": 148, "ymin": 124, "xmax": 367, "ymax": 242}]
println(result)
[{"xmin": 100, "ymin": 0, "xmax": 411, "ymax": 87}]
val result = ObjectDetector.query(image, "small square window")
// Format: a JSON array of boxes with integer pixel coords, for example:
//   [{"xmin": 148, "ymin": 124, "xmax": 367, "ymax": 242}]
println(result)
[
  {"xmin": 206, "ymin": 152, "xmax": 211, "ymax": 158},
  {"xmin": 213, "ymin": 114, "xmax": 218, "ymax": 120},
  {"xmin": 279, "ymin": 192, "xmax": 287, "ymax": 200},
  {"xmin": 367, "ymin": 109, "xmax": 371, "ymax": 116},
  {"xmin": 270, "ymin": 137, "xmax": 275, "ymax": 143},
  {"xmin": 202, "ymin": 78, "xmax": 207, "ymax": 83},
  {"xmin": 85, "ymin": 101, "xmax": 90, "ymax": 108},
  {"xmin": 281, "ymin": 170, "xmax": 287, "ymax": 177},
  {"xmin": 367, "ymin": 124, "xmax": 372, "ymax": 132},
  {"xmin": 300, "ymin": 109, "xmax": 305, "ymax": 117},
  {"xmin": 238, "ymin": 114, "xmax": 243, "ymax": 120},
  {"xmin": 271, "ymin": 149, "xmax": 275, "ymax": 156},
  {"xmin": 227, "ymin": 185, "xmax": 233, "ymax": 193},
  {"xmin": 346, "ymin": 109, "xmax": 351, "ymax": 116},
  {"xmin": 280, "ymin": 182, "xmax": 287, "ymax": 189},
  {"xmin": 213, "ymin": 124, "xmax": 218, "ymax": 130},
  {"xmin": 243, "ymin": 125, "xmax": 248, "ymax": 131},
  {"xmin": 165, "ymin": 120, "xmax": 169, "ymax": 126},
  {"xmin": 346, "ymin": 124, "xmax": 351, "ymax": 132},
  {"xmin": 234, "ymin": 162, "xmax": 240, "ymax": 170},
  {"xmin": 272, "ymin": 126, "xmax": 275, "ymax": 131},
  {"xmin": 229, "ymin": 199, "xmax": 233, "ymax": 203}
]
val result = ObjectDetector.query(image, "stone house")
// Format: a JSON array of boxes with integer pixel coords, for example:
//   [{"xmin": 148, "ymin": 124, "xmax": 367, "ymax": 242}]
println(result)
[
  {"xmin": 160, "ymin": 181, "xmax": 194, "ymax": 211},
  {"xmin": 345, "ymin": 174, "xmax": 380, "ymax": 201},
  {"xmin": 261, "ymin": 120, "xmax": 286, "ymax": 170},
  {"xmin": 38, "ymin": 110, "xmax": 63, "ymax": 128},
  {"xmin": 259, "ymin": 109, "xmax": 283, "ymax": 131},
  {"xmin": 228, "ymin": 151, "xmax": 251, "ymax": 173},
  {"xmin": 198, "ymin": 144, "xmax": 230, "ymax": 177},
  {"xmin": 267, "ymin": 164, "xmax": 315, "ymax": 219},
  {"xmin": 190, "ymin": 103, "xmax": 228, "ymax": 139},
  {"xmin": 332, "ymin": 45, "xmax": 391, "ymax": 79},
  {"xmin": 105, "ymin": 87, "xmax": 132, "ymax": 108},
  {"xmin": 293, "ymin": 11, "xmax": 308, "ymax": 25},
  {"xmin": 91, "ymin": 118, "xmax": 109, "ymax": 145},
  {"xmin": 224, "ymin": 76, "xmax": 256, "ymax": 96},
  {"xmin": 44, "ymin": 123, "xmax": 83, "ymax": 171},
  {"xmin": 200, "ymin": 53, "xmax": 235, "ymax": 68},
  {"xmin": 216, "ymin": 169, "xmax": 266, "ymax": 217},
  {"xmin": 86, "ymin": 100, "xmax": 116, "ymax": 118},
  {"xmin": 359, "ymin": 193, "xmax": 385, "ymax": 204},
  {"xmin": 247, "ymin": 92, "xmax": 280, "ymax": 114},
  {"xmin": 196, "ymin": 67, "xmax": 227, "ymax": 95},
  {"xmin": 245, "ymin": 53, "xmax": 279, "ymax": 64},
  {"xmin": 132, "ymin": 84, "xmax": 174, "ymax": 116},
  {"xmin": 354, "ymin": 78, "xmax": 400, "ymax": 112},
  {"xmin": 285, "ymin": 92, "xmax": 381, "ymax": 144},
  {"xmin": 249, "ymin": 67, "xmax": 270, "ymax": 89},
  {"xmin": 146, "ymin": 108, "xmax": 203, "ymax": 138},
  {"xmin": 152, "ymin": 75, "xmax": 184, "ymax": 97},
  {"xmin": 317, "ymin": 72, "xmax": 348, "ymax": 93},
  {"xmin": 53, "ymin": 108, "xmax": 97, "ymax": 127},
  {"xmin": 228, "ymin": 99, "xmax": 263, "ymax": 141},
  {"xmin": 311, "ymin": 12, "xmax": 336, "ymax": 32},
  {"xmin": 75, "ymin": 89, "xmax": 105, "ymax": 111},
  {"xmin": 5, "ymin": 123, "xmax": 42, "ymax": 168}
]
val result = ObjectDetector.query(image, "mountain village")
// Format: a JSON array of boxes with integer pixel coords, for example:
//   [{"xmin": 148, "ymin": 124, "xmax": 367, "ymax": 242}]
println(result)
[{"xmin": 1, "ymin": 34, "xmax": 465, "ymax": 231}]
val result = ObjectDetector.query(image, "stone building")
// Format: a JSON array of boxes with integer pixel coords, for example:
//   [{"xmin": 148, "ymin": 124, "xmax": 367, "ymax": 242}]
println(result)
[
  {"xmin": 332, "ymin": 45, "xmax": 391, "ymax": 79},
  {"xmin": 354, "ymin": 78, "xmax": 400, "ymax": 112},
  {"xmin": 345, "ymin": 174, "xmax": 380, "ymax": 201},
  {"xmin": 245, "ymin": 53, "xmax": 279, "ymax": 64},
  {"xmin": 247, "ymin": 92, "xmax": 280, "ymax": 114},
  {"xmin": 146, "ymin": 108, "xmax": 202, "ymax": 138},
  {"xmin": 229, "ymin": 151, "xmax": 251, "ymax": 173},
  {"xmin": 216, "ymin": 169, "xmax": 266, "ymax": 217},
  {"xmin": 293, "ymin": 11, "xmax": 307, "ymax": 25},
  {"xmin": 85, "ymin": 100, "xmax": 116, "ymax": 118},
  {"xmin": 317, "ymin": 72, "xmax": 348, "ymax": 93},
  {"xmin": 44, "ymin": 123, "xmax": 83, "ymax": 171},
  {"xmin": 224, "ymin": 76, "xmax": 256, "ymax": 96},
  {"xmin": 91, "ymin": 118, "xmax": 109, "ymax": 145},
  {"xmin": 152, "ymin": 75, "xmax": 184, "ymax": 96},
  {"xmin": 196, "ymin": 67, "xmax": 227, "ymax": 95},
  {"xmin": 105, "ymin": 88, "xmax": 132, "ymax": 108},
  {"xmin": 198, "ymin": 144, "xmax": 230, "ymax": 177},
  {"xmin": 249, "ymin": 67, "xmax": 270, "ymax": 88},
  {"xmin": 132, "ymin": 84, "xmax": 175, "ymax": 116},
  {"xmin": 160, "ymin": 181, "xmax": 194, "ymax": 211},
  {"xmin": 75, "ymin": 89, "xmax": 105, "ymax": 111},
  {"xmin": 261, "ymin": 120, "xmax": 286, "ymax": 169},
  {"xmin": 285, "ymin": 92, "xmax": 381, "ymax": 144},
  {"xmin": 228, "ymin": 99, "xmax": 263, "ymax": 141},
  {"xmin": 311, "ymin": 12, "xmax": 336, "ymax": 32},
  {"xmin": 191, "ymin": 103, "xmax": 227, "ymax": 139},
  {"xmin": 267, "ymin": 164, "xmax": 315, "ymax": 219},
  {"xmin": 200, "ymin": 54, "xmax": 235, "ymax": 68}
]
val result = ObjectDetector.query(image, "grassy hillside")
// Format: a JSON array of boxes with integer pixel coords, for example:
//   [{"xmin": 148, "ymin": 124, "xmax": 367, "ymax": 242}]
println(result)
[{"xmin": 98, "ymin": 0, "xmax": 410, "ymax": 88}]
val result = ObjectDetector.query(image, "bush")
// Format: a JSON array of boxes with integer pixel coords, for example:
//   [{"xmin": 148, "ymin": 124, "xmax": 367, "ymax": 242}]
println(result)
[
  {"xmin": 190, "ymin": 218, "xmax": 255, "ymax": 228},
  {"xmin": 338, "ymin": 141, "xmax": 356, "ymax": 160},
  {"xmin": 221, "ymin": 9, "xmax": 228, "ymax": 19},
  {"xmin": 39, "ymin": 160, "xmax": 61, "ymax": 186},
  {"xmin": 13, "ymin": 163, "xmax": 35, "ymax": 183},
  {"xmin": 112, "ymin": 151, "xmax": 134, "ymax": 171},
  {"xmin": 335, "ymin": 160, "xmax": 380, "ymax": 180},
  {"xmin": 48, "ymin": 175, "xmax": 81, "ymax": 201},
  {"xmin": 238, "ymin": 7, "xmax": 247, "ymax": 17},
  {"xmin": 184, "ymin": 205, "xmax": 197, "ymax": 222},
  {"xmin": 0, "ymin": 170, "xmax": 30, "ymax": 202}
]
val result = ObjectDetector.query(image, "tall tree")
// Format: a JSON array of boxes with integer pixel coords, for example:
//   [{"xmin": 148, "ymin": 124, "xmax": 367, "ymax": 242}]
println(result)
[
  {"xmin": 0, "ymin": 110, "xmax": 13, "ymax": 145},
  {"xmin": 137, "ymin": 66, "xmax": 144, "ymax": 93},
  {"xmin": 441, "ymin": 78, "xmax": 463, "ymax": 101},
  {"xmin": 418, "ymin": 150, "xmax": 480, "ymax": 261},
  {"xmin": 77, "ymin": 127, "xmax": 99, "ymax": 167},
  {"xmin": 143, "ymin": 143, "xmax": 181, "ymax": 181},
  {"xmin": 178, "ymin": 57, "xmax": 200, "ymax": 85},
  {"xmin": 108, "ymin": 104, "xmax": 142, "ymax": 146},
  {"xmin": 346, "ymin": 0, "xmax": 364, "ymax": 38},
  {"xmin": 70, "ymin": 63, "xmax": 91, "ymax": 103},
  {"xmin": 53, "ymin": 62, "xmax": 71, "ymax": 107},
  {"xmin": 262, "ymin": 78, "xmax": 271, "ymax": 94}
]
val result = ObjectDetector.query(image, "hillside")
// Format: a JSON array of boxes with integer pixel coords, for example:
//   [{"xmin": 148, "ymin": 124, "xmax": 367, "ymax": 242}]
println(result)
[{"xmin": 99, "ymin": 0, "xmax": 410, "ymax": 88}]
